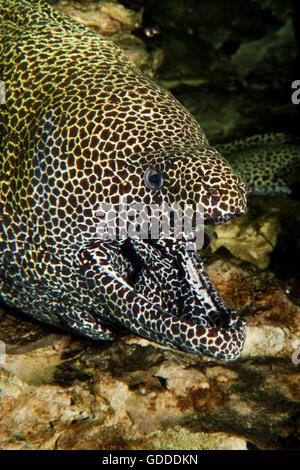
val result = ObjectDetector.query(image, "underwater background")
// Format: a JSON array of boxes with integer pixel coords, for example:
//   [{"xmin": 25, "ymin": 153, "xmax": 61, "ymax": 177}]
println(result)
[{"xmin": 0, "ymin": 0, "xmax": 300, "ymax": 450}]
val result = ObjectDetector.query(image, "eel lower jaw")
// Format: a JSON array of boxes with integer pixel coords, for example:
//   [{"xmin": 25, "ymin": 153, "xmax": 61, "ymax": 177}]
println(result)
[{"xmin": 124, "ymin": 237, "xmax": 246, "ymax": 361}]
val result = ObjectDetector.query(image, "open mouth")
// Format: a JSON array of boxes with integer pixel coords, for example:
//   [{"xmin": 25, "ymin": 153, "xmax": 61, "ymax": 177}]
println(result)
[{"xmin": 108, "ymin": 235, "xmax": 246, "ymax": 361}]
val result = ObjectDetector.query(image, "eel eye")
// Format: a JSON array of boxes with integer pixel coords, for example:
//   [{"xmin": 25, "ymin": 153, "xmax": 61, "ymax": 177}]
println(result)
[{"xmin": 143, "ymin": 167, "xmax": 164, "ymax": 191}]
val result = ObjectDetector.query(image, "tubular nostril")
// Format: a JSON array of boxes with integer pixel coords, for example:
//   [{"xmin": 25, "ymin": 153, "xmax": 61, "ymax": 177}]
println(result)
[{"xmin": 239, "ymin": 183, "xmax": 249, "ymax": 195}]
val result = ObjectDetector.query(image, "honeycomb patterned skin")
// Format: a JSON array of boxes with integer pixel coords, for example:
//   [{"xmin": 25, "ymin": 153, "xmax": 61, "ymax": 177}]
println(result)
[
  {"xmin": 217, "ymin": 133, "xmax": 300, "ymax": 196},
  {"xmin": 0, "ymin": 0, "xmax": 248, "ymax": 361}
]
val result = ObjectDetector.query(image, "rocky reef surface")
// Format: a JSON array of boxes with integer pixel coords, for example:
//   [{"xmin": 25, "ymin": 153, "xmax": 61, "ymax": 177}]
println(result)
[
  {"xmin": 0, "ymin": 0, "xmax": 299, "ymax": 450},
  {"xmin": 0, "ymin": 255, "xmax": 299, "ymax": 450}
]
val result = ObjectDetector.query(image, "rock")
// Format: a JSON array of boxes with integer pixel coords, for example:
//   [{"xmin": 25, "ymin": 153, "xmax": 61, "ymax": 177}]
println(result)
[
  {"xmin": 141, "ymin": 427, "xmax": 248, "ymax": 450},
  {"xmin": 206, "ymin": 259, "xmax": 300, "ymax": 346},
  {"xmin": 1, "ymin": 257, "xmax": 300, "ymax": 450},
  {"xmin": 210, "ymin": 213, "xmax": 280, "ymax": 269},
  {"xmin": 57, "ymin": 1, "xmax": 141, "ymax": 35},
  {"xmin": 55, "ymin": 1, "xmax": 162, "ymax": 77},
  {"xmin": 242, "ymin": 325, "xmax": 288, "ymax": 357}
]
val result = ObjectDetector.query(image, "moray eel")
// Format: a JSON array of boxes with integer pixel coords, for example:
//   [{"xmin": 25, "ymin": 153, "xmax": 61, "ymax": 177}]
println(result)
[
  {"xmin": 0, "ymin": 0, "xmax": 248, "ymax": 361},
  {"xmin": 217, "ymin": 133, "xmax": 300, "ymax": 196}
]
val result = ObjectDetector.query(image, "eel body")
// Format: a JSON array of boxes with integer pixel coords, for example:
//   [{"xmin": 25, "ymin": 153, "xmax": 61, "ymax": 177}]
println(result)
[
  {"xmin": 0, "ymin": 0, "xmax": 248, "ymax": 361},
  {"xmin": 217, "ymin": 133, "xmax": 300, "ymax": 196}
]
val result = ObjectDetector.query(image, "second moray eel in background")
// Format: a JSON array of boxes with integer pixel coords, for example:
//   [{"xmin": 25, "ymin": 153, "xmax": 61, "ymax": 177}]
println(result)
[
  {"xmin": 217, "ymin": 133, "xmax": 300, "ymax": 196},
  {"xmin": 4, "ymin": 0, "xmax": 290, "ymax": 362}
]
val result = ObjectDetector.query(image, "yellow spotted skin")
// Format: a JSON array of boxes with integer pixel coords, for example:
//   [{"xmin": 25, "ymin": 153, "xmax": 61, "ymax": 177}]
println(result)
[
  {"xmin": 217, "ymin": 133, "xmax": 300, "ymax": 196},
  {"xmin": 0, "ymin": 0, "xmax": 247, "ymax": 361}
]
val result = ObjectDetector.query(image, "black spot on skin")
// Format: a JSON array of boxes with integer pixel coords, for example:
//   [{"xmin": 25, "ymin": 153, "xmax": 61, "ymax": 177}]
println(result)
[
  {"xmin": 207, "ymin": 328, "xmax": 218, "ymax": 338},
  {"xmin": 171, "ymin": 323, "xmax": 179, "ymax": 335}
]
